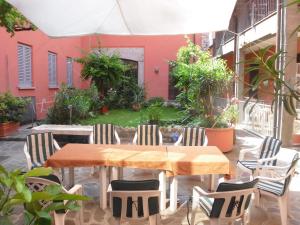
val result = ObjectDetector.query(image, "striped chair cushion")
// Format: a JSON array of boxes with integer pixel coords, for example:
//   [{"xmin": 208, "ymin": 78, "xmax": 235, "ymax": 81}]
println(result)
[
  {"xmin": 237, "ymin": 160, "xmax": 258, "ymax": 171},
  {"xmin": 26, "ymin": 132, "xmax": 55, "ymax": 168},
  {"xmin": 257, "ymin": 180, "xmax": 284, "ymax": 196},
  {"xmin": 93, "ymin": 124, "xmax": 115, "ymax": 144},
  {"xmin": 137, "ymin": 125, "xmax": 160, "ymax": 146},
  {"xmin": 182, "ymin": 127, "xmax": 206, "ymax": 146},
  {"xmin": 259, "ymin": 136, "xmax": 282, "ymax": 165},
  {"xmin": 198, "ymin": 196, "xmax": 214, "ymax": 216}
]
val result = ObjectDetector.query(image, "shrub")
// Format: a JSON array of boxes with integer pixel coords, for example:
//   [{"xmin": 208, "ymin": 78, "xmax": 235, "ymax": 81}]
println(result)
[
  {"xmin": 145, "ymin": 97, "xmax": 164, "ymax": 107},
  {"xmin": 47, "ymin": 84, "xmax": 100, "ymax": 124},
  {"xmin": 0, "ymin": 92, "xmax": 28, "ymax": 123},
  {"xmin": 147, "ymin": 103, "xmax": 162, "ymax": 124}
]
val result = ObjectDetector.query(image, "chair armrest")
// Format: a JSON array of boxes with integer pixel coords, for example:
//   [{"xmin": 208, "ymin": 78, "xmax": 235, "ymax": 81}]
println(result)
[
  {"xmin": 255, "ymin": 175, "xmax": 286, "ymax": 182},
  {"xmin": 159, "ymin": 131, "xmax": 163, "ymax": 145},
  {"xmin": 239, "ymin": 145, "xmax": 260, "ymax": 160},
  {"xmin": 67, "ymin": 184, "xmax": 83, "ymax": 195},
  {"xmin": 115, "ymin": 130, "xmax": 121, "ymax": 144},
  {"xmin": 174, "ymin": 134, "xmax": 183, "ymax": 146},
  {"xmin": 257, "ymin": 155, "xmax": 278, "ymax": 164},
  {"xmin": 23, "ymin": 143, "xmax": 32, "ymax": 170},
  {"xmin": 53, "ymin": 139, "xmax": 61, "ymax": 150},
  {"xmin": 132, "ymin": 132, "xmax": 137, "ymax": 145},
  {"xmin": 193, "ymin": 186, "xmax": 210, "ymax": 196},
  {"xmin": 203, "ymin": 135, "xmax": 208, "ymax": 146}
]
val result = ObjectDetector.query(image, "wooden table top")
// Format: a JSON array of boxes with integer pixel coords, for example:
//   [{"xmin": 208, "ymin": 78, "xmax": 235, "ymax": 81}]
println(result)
[{"xmin": 45, "ymin": 144, "xmax": 230, "ymax": 176}]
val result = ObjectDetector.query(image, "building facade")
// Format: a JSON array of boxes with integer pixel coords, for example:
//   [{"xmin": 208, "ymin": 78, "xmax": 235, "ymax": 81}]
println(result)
[
  {"xmin": 212, "ymin": 0, "xmax": 300, "ymax": 145},
  {"xmin": 0, "ymin": 27, "xmax": 202, "ymax": 121}
]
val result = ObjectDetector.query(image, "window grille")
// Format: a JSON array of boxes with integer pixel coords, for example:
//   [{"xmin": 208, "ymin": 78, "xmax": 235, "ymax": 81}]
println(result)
[
  {"xmin": 48, "ymin": 52, "xmax": 57, "ymax": 87},
  {"xmin": 66, "ymin": 57, "xmax": 73, "ymax": 87},
  {"xmin": 18, "ymin": 44, "xmax": 32, "ymax": 87}
]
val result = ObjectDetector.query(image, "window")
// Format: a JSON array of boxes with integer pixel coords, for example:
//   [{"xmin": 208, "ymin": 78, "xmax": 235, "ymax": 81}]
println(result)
[
  {"xmin": 66, "ymin": 57, "xmax": 73, "ymax": 87},
  {"xmin": 17, "ymin": 44, "xmax": 32, "ymax": 88},
  {"xmin": 48, "ymin": 52, "xmax": 57, "ymax": 87}
]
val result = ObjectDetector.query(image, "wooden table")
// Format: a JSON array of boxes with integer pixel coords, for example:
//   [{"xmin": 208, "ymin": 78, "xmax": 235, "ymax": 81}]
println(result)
[{"xmin": 45, "ymin": 144, "xmax": 230, "ymax": 212}]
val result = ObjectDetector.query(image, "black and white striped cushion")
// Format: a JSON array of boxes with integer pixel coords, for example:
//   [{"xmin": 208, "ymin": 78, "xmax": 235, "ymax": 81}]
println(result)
[
  {"xmin": 259, "ymin": 136, "xmax": 281, "ymax": 165},
  {"xmin": 137, "ymin": 125, "xmax": 160, "ymax": 146},
  {"xmin": 182, "ymin": 127, "xmax": 206, "ymax": 146},
  {"xmin": 26, "ymin": 132, "xmax": 55, "ymax": 168},
  {"xmin": 93, "ymin": 124, "xmax": 115, "ymax": 144},
  {"xmin": 257, "ymin": 180, "xmax": 284, "ymax": 196},
  {"xmin": 237, "ymin": 160, "xmax": 258, "ymax": 171},
  {"xmin": 198, "ymin": 196, "xmax": 213, "ymax": 216}
]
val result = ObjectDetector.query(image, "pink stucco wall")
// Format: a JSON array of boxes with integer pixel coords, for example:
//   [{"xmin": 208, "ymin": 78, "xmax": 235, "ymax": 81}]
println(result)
[
  {"xmin": 0, "ymin": 28, "xmax": 84, "ymax": 119},
  {"xmin": 81, "ymin": 34, "xmax": 201, "ymax": 99},
  {"xmin": 0, "ymin": 27, "xmax": 201, "ymax": 120}
]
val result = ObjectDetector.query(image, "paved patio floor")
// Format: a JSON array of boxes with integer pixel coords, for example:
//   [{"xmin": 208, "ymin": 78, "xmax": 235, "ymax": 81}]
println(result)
[{"xmin": 1, "ymin": 125, "xmax": 300, "ymax": 225}]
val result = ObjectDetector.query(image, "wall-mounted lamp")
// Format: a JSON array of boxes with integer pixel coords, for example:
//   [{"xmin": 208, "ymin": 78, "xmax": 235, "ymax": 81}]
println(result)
[{"xmin": 154, "ymin": 67, "xmax": 159, "ymax": 74}]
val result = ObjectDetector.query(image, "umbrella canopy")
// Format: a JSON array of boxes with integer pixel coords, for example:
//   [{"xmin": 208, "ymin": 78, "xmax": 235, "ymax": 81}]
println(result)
[{"xmin": 7, "ymin": 0, "xmax": 237, "ymax": 37}]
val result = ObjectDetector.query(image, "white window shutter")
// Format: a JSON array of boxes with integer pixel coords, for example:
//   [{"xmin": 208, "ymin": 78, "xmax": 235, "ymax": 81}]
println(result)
[
  {"xmin": 48, "ymin": 52, "xmax": 57, "ymax": 87},
  {"xmin": 66, "ymin": 57, "xmax": 73, "ymax": 86},
  {"xmin": 18, "ymin": 44, "xmax": 32, "ymax": 87}
]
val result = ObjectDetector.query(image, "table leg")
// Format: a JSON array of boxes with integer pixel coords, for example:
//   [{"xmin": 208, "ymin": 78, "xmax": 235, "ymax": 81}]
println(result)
[
  {"xmin": 208, "ymin": 174, "xmax": 216, "ymax": 191},
  {"xmin": 99, "ymin": 166, "xmax": 108, "ymax": 209},
  {"xmin": 69, "ymin": 168, "xmax": 74, "ymax": 188},
  {"xmin": 169, "ymin": 176, "xmax": 178, "ymax": 212},
  {"xmin": 158, "ymin": 171, "xmax": 166, "ymax": 211}
]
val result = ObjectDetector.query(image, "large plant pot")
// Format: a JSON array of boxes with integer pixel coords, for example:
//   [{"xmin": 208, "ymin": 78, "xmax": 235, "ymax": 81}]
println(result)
[
  {"xmin": 0, "ymin": 122, "xmax": 20, "ymax": 137},
  {"xmin": 206, "ymin": 127, "xmax": 234, "ymax": 152}
]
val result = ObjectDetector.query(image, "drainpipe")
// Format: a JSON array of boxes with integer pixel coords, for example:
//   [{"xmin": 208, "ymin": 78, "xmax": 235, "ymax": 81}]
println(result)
[{"xmin": 273, "ymin": 0, "xmax": 285, "ymax": 139}]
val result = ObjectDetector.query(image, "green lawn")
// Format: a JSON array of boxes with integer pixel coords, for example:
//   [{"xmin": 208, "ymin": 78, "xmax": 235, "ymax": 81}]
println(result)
[{"xmin": 80, "ymin": 107, "xmax": 184, "ymax": 127}]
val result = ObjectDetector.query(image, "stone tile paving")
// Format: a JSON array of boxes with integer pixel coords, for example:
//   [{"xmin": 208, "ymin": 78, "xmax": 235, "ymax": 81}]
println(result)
[{"xmin": 1, "ymin": 127, "xmax": 300, "ymax": 225}]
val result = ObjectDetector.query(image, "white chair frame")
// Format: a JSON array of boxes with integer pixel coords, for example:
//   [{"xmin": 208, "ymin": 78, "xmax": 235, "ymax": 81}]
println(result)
[
  {"xmin": 26, "ymin": 177, "xmax": 84, "ymax": 225},
  {"xmin": 132, "ymin": 130, "xmax": 163, "ymax": 145},
  {"xmin": 108, "ymin": 188, "xmax": 161, "ymax": 225},
  {"xmin": 191, "ymin": 186, "xmax": 256, "ymax": 225},
  {"xmin": 174, "ymin": 134, "xmax": 208, "ymax": 146},
  {"xmin": 254, "ymin": 163, "xmax": 297, "ymax": 225}
]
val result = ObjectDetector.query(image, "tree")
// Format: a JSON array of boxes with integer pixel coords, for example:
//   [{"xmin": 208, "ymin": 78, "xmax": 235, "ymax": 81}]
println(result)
[{"xmin": 0, "ymin": 0, "xmax": 34, "ymax": 35}]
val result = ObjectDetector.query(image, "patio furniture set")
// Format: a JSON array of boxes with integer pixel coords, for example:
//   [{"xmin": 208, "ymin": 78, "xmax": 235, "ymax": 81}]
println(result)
[{"xmin": 23, "ymin": 124, "xmax": 298, "ymax": 225}]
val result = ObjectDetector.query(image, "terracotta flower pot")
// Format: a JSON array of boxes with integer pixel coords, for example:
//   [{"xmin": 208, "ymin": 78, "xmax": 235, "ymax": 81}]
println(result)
[
  {"xmin": 101, "ymin": 106, "xmax": 109, "ymax": 114},
  {"xmin": 206, "ymin": 127, "xmax": 234, "ymax": 152},
  {"xmin": 0, "ymin": 121, "xmax": 20, "ymax": 137}
]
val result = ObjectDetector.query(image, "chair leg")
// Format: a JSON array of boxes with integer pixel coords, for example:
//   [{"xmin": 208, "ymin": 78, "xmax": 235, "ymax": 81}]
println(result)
[
  {"xmin": 156, "ymin": 214, "xmax": 161, "ymax": 225},
  {"xmin": 149, "ymin": 214, "xmax": 157, "ymax": 225},
  {"xmin": 54, "ymin": 213, "xmax": 66, "ymax": 225},
  {"xmin": 114, "ymin": 218, "xmax": 121, "ymax": 225},
  {"xmin": 77, "ymin": 188, "xmax": 84, "ymax": 225},
  {"xmin": 209, "ymin": 219, "xmax": 219, "ymax": 225},
  {"xmin": 242, "ymin": 212, "xmax": 249, "ymax": 225},
  {"xmin": 191, "ymin": 188, "xmax": 200, "ymax": 225},
  {"xmin": 278, "ymin": 195, "xmax": 288, "ymax": 225},
  {"xmin": 254, "ymin": 190, "xmax": 260, "ymax": 207}
]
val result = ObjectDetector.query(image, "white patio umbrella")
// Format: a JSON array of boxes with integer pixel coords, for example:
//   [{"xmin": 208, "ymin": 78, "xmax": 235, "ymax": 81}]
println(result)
[{"xmin": 7, "ymin": 0, "xmax": 237, "ymax": 37}]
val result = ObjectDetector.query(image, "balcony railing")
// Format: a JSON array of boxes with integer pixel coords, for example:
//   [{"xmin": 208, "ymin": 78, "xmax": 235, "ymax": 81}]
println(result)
[{"xmin": 250, "ymin": 0, "xmax": 277, "ymax": 26}]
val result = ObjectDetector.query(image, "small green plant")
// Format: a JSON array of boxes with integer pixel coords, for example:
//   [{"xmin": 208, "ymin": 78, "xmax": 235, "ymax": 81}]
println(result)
[
  {"xmin": 145, "ymin": 97, "xmax": 164, "ymax": 107},
  {"xmin": 0, "ymin": 166, "xmax": 88, "ymax": 225},
  {"xmin": 0, "ymin": 92, "xmax": 28, "ymax": 123},
  {"xmin": 147, "ymin": 103, "xmax": 162, "ymax": 124}
]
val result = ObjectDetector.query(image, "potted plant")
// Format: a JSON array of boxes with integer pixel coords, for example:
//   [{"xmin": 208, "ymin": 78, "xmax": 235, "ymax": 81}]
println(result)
[
  {"xmin": 76, "ymin": 50, "xmax": 128, "ymax": 112},
  {"xmin": 171, "ymin": 39, "xmax": 234, "ymax": 152},
  {"xmin": 131, "ymin": 86, "xmax": 145, "ymax": 111},
  {"xmin": 0, "ymin": 92, "xmax": 28, "ymax": 137}
]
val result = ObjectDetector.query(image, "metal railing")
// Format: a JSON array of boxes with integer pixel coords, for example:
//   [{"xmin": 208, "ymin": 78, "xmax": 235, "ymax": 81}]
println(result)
[
  {"xmin": 238, "ymin": 100, "xmax": 274, "ymax": 136},
  {"xmin": 250, "ymin": 0, "xmax": 277, "ymax": 26}
]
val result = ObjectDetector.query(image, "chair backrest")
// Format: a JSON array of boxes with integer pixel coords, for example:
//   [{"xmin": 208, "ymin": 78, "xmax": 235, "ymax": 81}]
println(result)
[
  {"xmin": 137, "ymin": 125, "xmax": 160, "ymax": 146},
  {"xmin": 210, "ymin": 179, "xmax": 258, "ymax": 219},
  {"xmin": 280, "ymin": 153, "xmax": 299, "ymax": 196},
  {"xmin": 26, "ymin": 132, "xmax": 55, "ymax": 168},
  {"xmin": 110, "ymin": 180, "xmax": 160, "ymax": 220},
  {"xmin": 93, "ymin": 124, "xmax": 115, "ymax": 144},
  {"xmin": 26, "ymin": 175, "xmax": 66, "ymax": 212},
  {"xmin": 259, "ymin": 136, "xmax": 282, "ymax": 165},
  {"xmin": 182, "ymin": 127, "xmax": 206, "ymax": 146}
]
